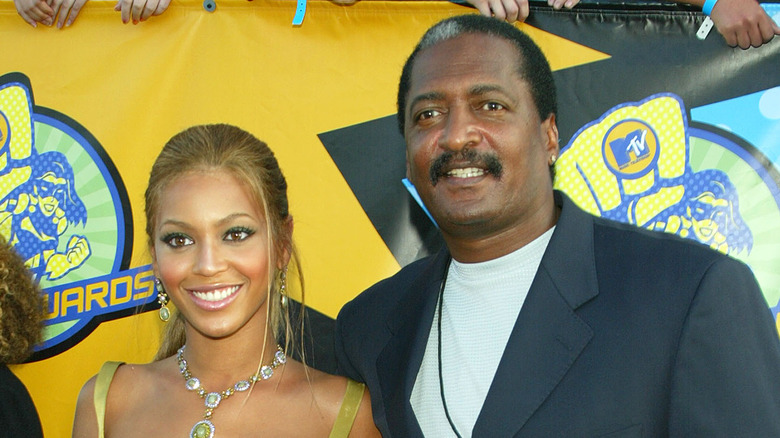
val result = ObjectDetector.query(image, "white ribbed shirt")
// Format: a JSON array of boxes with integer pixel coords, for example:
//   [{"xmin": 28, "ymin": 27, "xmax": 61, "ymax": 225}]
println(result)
[{"xmin": 410, "ymin": 227, "xmax": 555, "ymax": 437}]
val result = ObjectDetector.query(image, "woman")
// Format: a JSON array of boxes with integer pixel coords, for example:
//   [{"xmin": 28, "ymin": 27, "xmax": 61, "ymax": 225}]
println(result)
[{"xmin": 73, "ymin": 124, "xmax": 379, "ymax": 437}]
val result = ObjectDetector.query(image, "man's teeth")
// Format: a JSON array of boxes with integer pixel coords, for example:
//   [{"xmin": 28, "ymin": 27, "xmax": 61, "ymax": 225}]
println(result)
[
  {"xmin": 192, "ymin": 286, "xmax": 239, "ymax": 302},
  {"xmin": 447, "ymin": 168, "xmax": 485, "ymax": 178}
]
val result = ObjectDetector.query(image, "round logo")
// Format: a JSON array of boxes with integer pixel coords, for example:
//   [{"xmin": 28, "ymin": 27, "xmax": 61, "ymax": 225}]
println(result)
[{"xmin": 602, "ymin": 119, "xmax": 659, "ymax": 178}]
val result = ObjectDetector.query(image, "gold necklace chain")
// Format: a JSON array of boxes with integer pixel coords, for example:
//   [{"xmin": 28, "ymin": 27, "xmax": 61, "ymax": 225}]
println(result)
[{"xmin": 177, "ymin": 345, "xmax": 287, "ymax": 438}]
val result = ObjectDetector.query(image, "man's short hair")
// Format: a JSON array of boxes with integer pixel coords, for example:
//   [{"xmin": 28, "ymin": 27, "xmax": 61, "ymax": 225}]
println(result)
[{"xmin": 396, "ymin": 14, "xmax": 557, "ymax": 134}]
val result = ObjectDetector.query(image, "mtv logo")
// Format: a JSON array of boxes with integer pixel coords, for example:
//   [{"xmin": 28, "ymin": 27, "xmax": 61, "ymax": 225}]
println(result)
[{"xmin": 609, "ymin": 128, "xmax": 650, "ymax": 167}]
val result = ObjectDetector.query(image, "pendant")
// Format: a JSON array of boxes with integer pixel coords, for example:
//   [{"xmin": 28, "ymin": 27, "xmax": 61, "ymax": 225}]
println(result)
[
  {"xmin": 204, "ymin": 392, "xmax": 222, "ymax": 409},
  {"xmin": 190, "ymin": 419, "xmax": 215, "ymax": 438},
  {"xmin": 159, "ymin": 305, "xmax": 170, "ymax": 321}
]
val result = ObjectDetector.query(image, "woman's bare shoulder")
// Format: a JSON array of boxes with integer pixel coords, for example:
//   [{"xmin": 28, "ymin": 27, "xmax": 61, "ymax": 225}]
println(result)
[
  {"xmin": 72, "ymin": 359, "xmax": 176, "ymax": 438},
  {"xmin": 349, "ymin": 383, "xmax": 381, "ymax": 438},
  {"xmin": 303, "ymin": 366, "xmax": 380, "ymax": 437},
  {"xmin": 73, "ymin": 372, "xmax": 100, "ymax": 437}
]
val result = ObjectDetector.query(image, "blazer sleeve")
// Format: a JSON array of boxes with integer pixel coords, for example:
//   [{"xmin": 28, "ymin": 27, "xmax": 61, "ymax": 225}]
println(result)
[
  {"xmin": 334, "ymin": 301, "xmax": 365, "ymax": 383},
  {"xmin": 669, "ymin": 256, "xmax": 780, "ymax": 435}
]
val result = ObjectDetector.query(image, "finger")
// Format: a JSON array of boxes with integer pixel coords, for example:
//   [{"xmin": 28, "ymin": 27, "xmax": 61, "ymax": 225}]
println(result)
[
  {"xmin": 722, "ymin": 33, "xmax": 737, "ymax": 48},
  {"xmin": 18, "ymin": 10, "xmax": 39, "ymax": 27},
  {"xmin": 56, "ymin": 0, "xmax": 73, "ymax": 28},
  {"xmin": 745, "ymin": 24, "xmax": 764, "ymax": 48},
  {"xmin": 756, "ymin": 18, "xmax": 777, "ymax": 43},
  {"xmin": 48, "ymin": 0, "xmax": 63, "ymax": 23},
  {"xmin": 140, "ymin": 0, "xmax": 156, "ymax": 21},
  {"xmin": 563, "ymin": 0, "xmax": 579, "ymax": 9},
  {"xmin": 64, "ymin": 0, "xmax": 86, "ymax": 27},
  {"xmin": 735, "ymin": 31, "xmax": 751, "ymax": 49},
  {"xmin": 488, "ymin": 0, "xmax": 507, "ymax": 21},
  {"xmin": 502, "ymin": 0, "xmax": 520, "ymax": 22},
  {"xmin": 131, "ymin": 0, "xmax": 147, "ymax": 23},
  {"xmin": 36, "ymin": 0, "xmax": 55, "ymax": 16},
  {"xmin": 153, "ymin": 0, "xmax": 170, "ymax": 16},
  {"xmin": 518, "ymin": 0, "xmax": 529, "ymax": 21},
  {"xmin": 471, "ymin": 0, "xmax": 492, "ymax": 20},
  {"xmin": 24, "ymin": 4, "xmax": 48, "ymax": 21},
  {"xmin": 119, "ymin": 0, "xmax": 131, "ymax": 23},
  {"xmin": 39, "ymin": 8, "xmax": 54, "ymax": 26}
]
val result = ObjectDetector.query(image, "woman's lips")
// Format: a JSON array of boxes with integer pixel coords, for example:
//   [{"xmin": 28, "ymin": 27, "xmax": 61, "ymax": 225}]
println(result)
[{"xmin": 188, "ymin": 285, "xmax": 240, "ymax": 310}]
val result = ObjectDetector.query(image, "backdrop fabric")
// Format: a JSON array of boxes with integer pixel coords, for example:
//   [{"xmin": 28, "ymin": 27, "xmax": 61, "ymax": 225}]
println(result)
[{"xmin": 1, "ymin": 1, "xmax": 778, "ymax": 436}]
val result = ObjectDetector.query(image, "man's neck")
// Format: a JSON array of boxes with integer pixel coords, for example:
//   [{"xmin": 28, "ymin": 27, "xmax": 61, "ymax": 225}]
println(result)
[{"xmin": 443, "ymin": 203, "xmax": 560, "ymax": 264}]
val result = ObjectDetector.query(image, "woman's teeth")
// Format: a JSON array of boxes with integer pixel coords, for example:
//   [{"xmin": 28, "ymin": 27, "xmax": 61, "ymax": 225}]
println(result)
[{"xmin": 192, "ymin": 285, "xmax": 239, "ymax": 302}]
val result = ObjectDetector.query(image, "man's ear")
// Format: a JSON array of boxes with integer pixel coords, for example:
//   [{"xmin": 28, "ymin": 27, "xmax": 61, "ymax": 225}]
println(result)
[{"xmin": 543, "ymin": 113, "xmax": 560, "ymax": 159}]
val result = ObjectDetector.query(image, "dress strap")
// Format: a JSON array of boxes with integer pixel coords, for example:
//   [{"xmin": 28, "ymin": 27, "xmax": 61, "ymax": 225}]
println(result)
[
  {"xmin": 93, "ymin": 361, "xmax": 123, "ymax": 438},
  {"xmin": 329, "ymin": 379, "xmax": 366, "ymax": 438}
]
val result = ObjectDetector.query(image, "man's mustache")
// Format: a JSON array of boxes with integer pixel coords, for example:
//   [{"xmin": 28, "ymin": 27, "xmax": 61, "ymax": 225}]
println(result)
[{"xmin": 429, "ymin": 149, "xmax": 503, "ymax": 185}]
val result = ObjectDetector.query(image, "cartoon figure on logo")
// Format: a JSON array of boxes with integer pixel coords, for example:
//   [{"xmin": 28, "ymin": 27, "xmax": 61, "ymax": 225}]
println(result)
[
  {"xmin": 0, "ymin": 80, "xmax": 90, "ymax": 281},
  {"xmin": 555, "ymin": 93, "xmax": 752, "ymax": 256},
  {"xmin": 0, "ymin": 151, "xmax": 89, "ymax": 280}
]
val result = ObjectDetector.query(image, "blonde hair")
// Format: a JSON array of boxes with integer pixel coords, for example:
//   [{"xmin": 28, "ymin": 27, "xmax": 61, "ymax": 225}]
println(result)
[
  {"xmin": 145, "ymin": 124, "xmax": 303, "ymax": 360},
  {"xmin": 0, "ymin": 238, "xmax": 44, "ymax": 364}
]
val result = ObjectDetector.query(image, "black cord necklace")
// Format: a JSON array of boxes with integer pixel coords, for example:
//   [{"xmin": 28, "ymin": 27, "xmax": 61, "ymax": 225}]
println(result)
[{"xmin": 437, "ymin": 259, "xmax": 463, "ymax": 438}]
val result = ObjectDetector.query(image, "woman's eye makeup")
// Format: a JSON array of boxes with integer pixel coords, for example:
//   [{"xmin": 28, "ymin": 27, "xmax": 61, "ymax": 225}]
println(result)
[
  {"xmin": 158, "ymin": 224, "xmax": 257, "ymax": 248},
  {"xmin": 224, "ymin": 226, "xmax": 256, "ymax": 242},
  {"xmin": 160, "ymin": 233, "xmax": 193, "ymax": 248}
]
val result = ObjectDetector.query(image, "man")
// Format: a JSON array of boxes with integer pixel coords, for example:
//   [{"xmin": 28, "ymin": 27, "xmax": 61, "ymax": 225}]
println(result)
[{"xmin": 334, "ymin": 14, "xmax": 780, "ymax": 437}]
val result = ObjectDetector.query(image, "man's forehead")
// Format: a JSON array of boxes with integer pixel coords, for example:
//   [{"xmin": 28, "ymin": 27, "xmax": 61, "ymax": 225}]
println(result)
[
  {"xmin": 416, "ymin": 32, "xmax": 516, "ymax": 64},
  {"xmin": 407, "ymin": 34, "xmax": 524, "ymax": 95}
]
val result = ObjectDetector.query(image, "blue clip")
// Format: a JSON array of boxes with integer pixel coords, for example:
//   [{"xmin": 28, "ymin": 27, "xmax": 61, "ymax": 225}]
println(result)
[
  {"xmin": 203, "ymin": 0, "xmax": 216, "ymax": 12},
  {"xmin": 402, "ymin": 178, "xmax": 439, "ymax": 228},
  {"xmin": 293, "ymin": 0, "xmax": 306, "ymax": 25}
]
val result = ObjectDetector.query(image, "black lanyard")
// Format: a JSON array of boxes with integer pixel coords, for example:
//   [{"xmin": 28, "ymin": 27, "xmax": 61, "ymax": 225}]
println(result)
[{"xmin": 437, "ymin": 259, "xmax": 463, "ymax": 438}]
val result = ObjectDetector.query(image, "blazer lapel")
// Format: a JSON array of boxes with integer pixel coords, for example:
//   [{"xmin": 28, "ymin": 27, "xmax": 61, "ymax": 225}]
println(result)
[
  {"xmin": 376, "ymin": 250, "xmax": 450, "ymax": 437},
  {"xmin": 474, "ymin": 192, "xmax": 599, "ymax": 436}
]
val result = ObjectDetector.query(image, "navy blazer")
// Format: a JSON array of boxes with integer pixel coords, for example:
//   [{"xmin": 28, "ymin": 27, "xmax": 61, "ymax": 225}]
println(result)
[{"xmin": 335, "ymin": 191, "xmax": 780, "ymax": 437}]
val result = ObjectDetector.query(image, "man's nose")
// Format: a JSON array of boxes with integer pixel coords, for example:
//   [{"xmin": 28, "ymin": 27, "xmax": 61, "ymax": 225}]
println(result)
[{"xmin": 438, "ymin": 107, "xmax": 481, "ymax": 153}]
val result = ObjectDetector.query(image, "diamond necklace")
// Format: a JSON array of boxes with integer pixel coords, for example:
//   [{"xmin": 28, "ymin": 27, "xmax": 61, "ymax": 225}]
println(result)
[{"xmin": 177, "ymin": 344, "xmax": 287, "ymax": 438}]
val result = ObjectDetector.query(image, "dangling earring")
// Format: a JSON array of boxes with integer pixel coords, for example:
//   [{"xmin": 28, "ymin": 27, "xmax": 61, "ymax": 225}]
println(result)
[
  {"xmin": 156, "ymin": 278, "xmax": 170, "ymax": 322},
  {"xmin": 279, "ymin": 267, "xmax": 288, "ymax": 309}
]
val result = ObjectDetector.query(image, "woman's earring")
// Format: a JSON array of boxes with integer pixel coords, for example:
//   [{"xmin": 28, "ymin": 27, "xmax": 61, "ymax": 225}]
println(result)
[
  {"xmin": 279, "ymin": 267, "xmax": 288, "ymax": 309},
  {"xmin": 156, "ymin": 278, "xmax": 170, "ymax": 322},
  {"xmin": 549, "ymin": 154, "xmax": 558, "ymax": 166}
]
